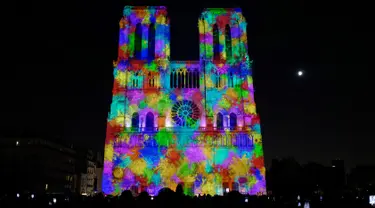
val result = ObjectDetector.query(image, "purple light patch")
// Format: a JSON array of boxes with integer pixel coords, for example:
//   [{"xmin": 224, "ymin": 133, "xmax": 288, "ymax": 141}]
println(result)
[{"xmin": 185, "ymin": 146, "xmax": 206, "ymax": 163}]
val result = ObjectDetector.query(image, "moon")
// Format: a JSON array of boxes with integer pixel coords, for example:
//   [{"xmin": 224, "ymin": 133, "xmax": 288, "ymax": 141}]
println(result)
[{"xmin": 297, "ymin": 70, "xmax": 303, "ymax": 76}]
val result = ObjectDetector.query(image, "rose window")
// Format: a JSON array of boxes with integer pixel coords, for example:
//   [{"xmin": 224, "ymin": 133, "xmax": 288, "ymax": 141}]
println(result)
[{"xmin": 171, "ymin": 100, "xmax": 200, "ymax": 127}]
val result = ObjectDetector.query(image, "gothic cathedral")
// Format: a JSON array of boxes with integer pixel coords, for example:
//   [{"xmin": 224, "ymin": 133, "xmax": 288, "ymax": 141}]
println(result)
[{"xmin": 103, "ymin": 6, "xmax": 266, "ymax": 196}]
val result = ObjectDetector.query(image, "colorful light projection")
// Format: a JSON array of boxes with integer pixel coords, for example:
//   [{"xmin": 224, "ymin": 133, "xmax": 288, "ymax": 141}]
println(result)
[{"xmin": 103, "ymin": 6, "xmax": 266, "ymax": 196}]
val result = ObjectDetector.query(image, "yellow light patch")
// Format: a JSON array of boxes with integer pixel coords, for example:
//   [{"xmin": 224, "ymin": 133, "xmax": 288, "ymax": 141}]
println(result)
[
  {"xmin": 244, "ymin": 103, "xmax": 256, "ymax": 114},
  {"xmin": 201, "ymin": 181, "xmax": 216, "ymax": 196},
  {"xmin": 157, "ymin": 158, "xmax": 177, "ymax": 179},
  {"xmin": 113, "ymin": 167, "xmax": 124, "ymax": 179},
  {"xmin": 129, "ymin": 159, "xmax": 147, "ymax": 176},
  {"xmin": 104, "ymin": 143, "xmax": 114, "ymax": 161},
  {"xmin": 229, "ymin": 155, "xmax": 250, "ymax": 177}
]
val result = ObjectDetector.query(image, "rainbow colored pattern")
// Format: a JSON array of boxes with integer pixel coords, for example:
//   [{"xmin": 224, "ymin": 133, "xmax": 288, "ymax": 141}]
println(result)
[{"xmin": 103, "ymin": 6, "xmax": 266, "ymax": 196}]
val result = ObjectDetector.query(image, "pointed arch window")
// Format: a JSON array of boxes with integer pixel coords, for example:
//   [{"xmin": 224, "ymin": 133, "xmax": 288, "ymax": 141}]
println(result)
[
  {"xmin": 182, "ymin": 71, "xmax": 186, "ymax": 88},
  {"xmin": 148, "ymin": 72, "xmax": 155, "ymax": 88},
  {"xmin": 178, "ymin": 71, "xmax": 182, "ymax": 88},
  {"xmin": 173, "ymin": 71, "xmax": 177, "ymax": 88},
  {"xmin": 132, "ymin": 72, "xmax": 142, "ymax": 88},
  {"xmin": 229, "ymin": 113, "xmax": 237, "ymax": 130},
  {"xmin": 132, "ymin": 78, "xmax": 136, "ymax": 88},
  {"xmin": 170, "ymin": 71, "xmax": 180, "ymax": 89},
  {"xmin": 145, "ymin": 112, "xmax": 154, "ymax": 131},
  {"xmin": 228, "ymin": 72, "xmax": 234, "ymax": 87},
  {"xmin": 225, "ymin": 24, "xmax": 232, "ymax": 59},
  {"xmin": 186, "ymin": 71, "xmax": 190, "ymax": 88},
  {"xmin": 135, "ymin": 23, "xmax": 142, "ymax": 59},
  {"xmin": 170, "ymin": 70, "xmax": 199, "ymax": 89},
  {"xmin": 217, "ymin": 113, "xmax": 223, "ymax": 130},
  {"xmin": 192, "ymin": 71, "xmax": 196, "ymax": 88},
  {"xmin": 170, "ymin": 72, "xmax": 174, "ymax": 88},
  {"xmin": 189, "ymin": 71, "xmax": 193, "ymax": 88},
  {"xmin": 195, "ymin": 72, "xmax": 199, "ymax": 88},
  {"xmin": 148, "ymin": 23, "xmax": 155, "ymax": 59},
  {"xmin": 215, "ymin": 72, "xmax": 222, "ymax": 88},
  {"xmin": 131, "ymin": 113, "xmax": 139, "ymax": 130},
  {"xmin": 213, "ymin": 24, "xmax": 220, "ymax": 60}
]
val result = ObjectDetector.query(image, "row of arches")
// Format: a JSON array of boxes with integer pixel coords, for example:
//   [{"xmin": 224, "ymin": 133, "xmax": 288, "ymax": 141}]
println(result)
[
  {"xmin": 130, "ymin": 112, "xmax": 238, "ymax": 130},
  {"xmin": 134, "ymin": 23, "xmax": 155, "ymax": 59},
  {"xmin": 216, "ymin": 112, "xmax": 237, "ymax": 130},
  {"xmin": 130, "ymin": 72, "xmax": 158, "ymax": 89},
  {"xmin": 170, "ymin": 71, "xmax": 200, "ymax": 89},
  {"xmin": 134, "ymin": 22, "xmax": 235, "ymax": 60},
  {"xmin": 124, "ymin": 182, "xmax": 244, "ymax": 196},
  {"xmin": 213, "ymin": 24, "xmax": 232, "ymax": 60},
  {"xmin": 129, "ymin": 71, "xmax": 237, "ymax": 89},
  {"xmin": 214, "ymin": 72, "xmax": 237, "ymax": 88},
  {"xmin": 116, "ymin": 134, "xmax": 253, "ymax": 148},
  {"xmin": 131, "ymin": 112, "xmax": 155, "ymax": 130}
]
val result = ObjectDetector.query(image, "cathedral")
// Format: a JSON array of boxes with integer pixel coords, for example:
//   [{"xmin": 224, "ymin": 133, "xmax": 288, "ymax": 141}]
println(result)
[{"xmin": 103, "ymin": 6, "xmax": 266, "ymax": 196}]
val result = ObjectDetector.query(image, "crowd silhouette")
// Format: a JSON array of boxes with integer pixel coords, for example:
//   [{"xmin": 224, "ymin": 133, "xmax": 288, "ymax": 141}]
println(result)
[{"xmin": 2, "ymin": 185, "xmax": 373, "ymax": 208}]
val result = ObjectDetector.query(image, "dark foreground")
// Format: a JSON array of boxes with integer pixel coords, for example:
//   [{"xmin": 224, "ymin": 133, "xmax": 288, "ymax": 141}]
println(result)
[{"xmin": 1, "ymin": 190, "xmax": 373, "ymax": 208}]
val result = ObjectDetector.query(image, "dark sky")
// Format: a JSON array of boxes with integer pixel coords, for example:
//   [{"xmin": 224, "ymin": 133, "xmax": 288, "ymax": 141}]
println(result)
[{"xmin": 5, "ymin": 0, "xmax": 374, "ymax": 169}]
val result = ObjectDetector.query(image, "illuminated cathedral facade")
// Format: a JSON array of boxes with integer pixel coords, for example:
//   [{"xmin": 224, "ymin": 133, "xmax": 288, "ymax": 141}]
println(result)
[{"xmin": 103, "ymin": 6, "xmax": 266, "ymax": 196}]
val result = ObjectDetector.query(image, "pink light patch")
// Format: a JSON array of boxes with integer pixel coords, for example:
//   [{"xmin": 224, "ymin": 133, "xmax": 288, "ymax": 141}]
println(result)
[
  {"xmin": 115, "ymin": 147, "xmax": 131, "ymax": 155},
  {"xmin": 185, "ymin": 146, "xmax": 206, "ymax": 163},
  {"xmin": 124, "ymin": 168, "xmax": 136, "ymax": 181},
  {"xmin": 171, "ymin": 174, "xmax": 181, "ymax": 184}
]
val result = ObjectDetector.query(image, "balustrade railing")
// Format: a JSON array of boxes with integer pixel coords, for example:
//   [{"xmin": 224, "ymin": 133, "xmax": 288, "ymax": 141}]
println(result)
[
  {"xmin": 123, "ymin": 126, "xmax": 247, "ymax": 133},
  {"xmin": 113, "ymin": 128, "xmax": 253, "ymax": 148}
]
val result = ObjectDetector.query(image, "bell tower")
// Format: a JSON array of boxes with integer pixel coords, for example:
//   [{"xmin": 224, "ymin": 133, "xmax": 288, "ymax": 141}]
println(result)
[
  {"xmin": 198, "ymin": 8, "xmax": 248, "ymax": 61},
  {"xmin": 103, "ymin": 6, "xmax": 171, "ymax": 194},
  {"xmin": 198, "ymin": 8, "xmax": 253, "ymax": 130},
  {"xmin": 118, "ymin": 6, "xmax": 170, "ymax": 60}
]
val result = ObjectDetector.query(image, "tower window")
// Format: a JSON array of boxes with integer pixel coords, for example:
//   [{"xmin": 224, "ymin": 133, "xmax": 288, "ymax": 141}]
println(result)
[
  {"xmin": 135, "ymin": 23, "xmax": 142, "ymax": 59},
  {"xmin": 213, "ymin": 24, "xmax": 220, "ymax": 60},
  {"xmin": 148, "ymin": 23, "xmax": 155, "ymax": 59},
  {"xmin": 225, "ymin": 24, "xmax": 232, "ymax": 59}
]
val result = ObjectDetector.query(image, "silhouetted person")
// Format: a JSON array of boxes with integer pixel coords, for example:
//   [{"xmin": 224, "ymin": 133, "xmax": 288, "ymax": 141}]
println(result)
[
  {"xmin": 157, "ymin": 187, "xmax": 176, "ymax": 208},
  {"xmin": 176, "ymin": 183, "xmax": 184, "ymax": 196},
  {"xmin": 117, "ymin": 190, "xmax": 134, "ymax": 208}
]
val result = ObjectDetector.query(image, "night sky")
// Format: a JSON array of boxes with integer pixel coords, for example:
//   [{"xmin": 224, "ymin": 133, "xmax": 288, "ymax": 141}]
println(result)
[{"xmin": 5, "ymin": 0, "xmax": 374, "ymax": 169}]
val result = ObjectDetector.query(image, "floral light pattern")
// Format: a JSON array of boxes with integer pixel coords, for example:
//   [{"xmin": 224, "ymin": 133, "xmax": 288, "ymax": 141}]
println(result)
[{"xmin": 103, "ymin": 6, "xmax": 266, "ymax": 196}]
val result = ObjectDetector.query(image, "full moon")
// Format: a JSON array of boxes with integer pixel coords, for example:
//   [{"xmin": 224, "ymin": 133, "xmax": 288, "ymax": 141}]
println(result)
[{"xmin": 297, "ymin": 70, "xmax": 303, "ymax": 76}]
